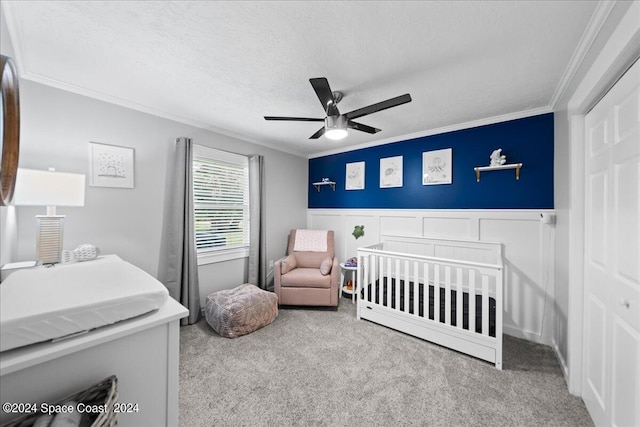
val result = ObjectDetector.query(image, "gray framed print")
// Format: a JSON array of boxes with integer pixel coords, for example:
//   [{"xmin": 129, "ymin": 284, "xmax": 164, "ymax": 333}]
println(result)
[
  {"xmin": 422, "ymin": 148, "xmax": 452, "ymax": 185},
  {"xmin": 345, "ymin": 161, "xmax": 365, "ymax": 190},
  {"xmin": 89, "ymin": 142, "xmax": 135, "ymax": 188},
  {"xmin": 380, "ymin": 156, "xmax": 403, "ymax": 188}
]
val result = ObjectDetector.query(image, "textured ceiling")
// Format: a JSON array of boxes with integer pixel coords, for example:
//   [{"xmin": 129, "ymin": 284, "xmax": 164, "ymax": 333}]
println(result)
[{"xmin": 2, "ymin": 1, "xmax": 599, "ymax": 157}]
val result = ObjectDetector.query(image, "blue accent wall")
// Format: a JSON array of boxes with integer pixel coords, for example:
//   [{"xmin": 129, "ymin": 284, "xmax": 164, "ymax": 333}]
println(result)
[{"xmin": 308, "ymin": 113, "xmax": 553, "ymax": 209}]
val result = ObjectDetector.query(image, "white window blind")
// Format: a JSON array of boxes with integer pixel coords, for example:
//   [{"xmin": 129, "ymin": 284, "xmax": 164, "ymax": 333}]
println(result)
[{"xmin": 193, "ymin": 145, "xmax": 249, "ymax": 255}]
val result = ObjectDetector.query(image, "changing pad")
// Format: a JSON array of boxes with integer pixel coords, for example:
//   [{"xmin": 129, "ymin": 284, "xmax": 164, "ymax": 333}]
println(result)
[{"xmin": 0, "ymin": 255, "xmax": 169, "ymax": 352}]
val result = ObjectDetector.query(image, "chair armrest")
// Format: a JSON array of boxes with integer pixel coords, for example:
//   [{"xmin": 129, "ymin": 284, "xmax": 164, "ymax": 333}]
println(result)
[
  {"xmin": 330, "ymin": 257, "xmax": 339, "ymax": 279},
  {"xmin": 329, "ymin": 257, "xmax": 340, "ymax": 306}
]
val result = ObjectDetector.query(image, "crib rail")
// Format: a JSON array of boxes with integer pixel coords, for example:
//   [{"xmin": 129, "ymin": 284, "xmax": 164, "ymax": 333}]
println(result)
[{"xmin": 357, "ymin": 237, "xmax": 503, "ymax": 369}]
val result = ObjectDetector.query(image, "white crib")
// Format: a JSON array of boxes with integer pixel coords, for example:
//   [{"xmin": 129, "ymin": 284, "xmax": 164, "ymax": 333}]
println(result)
[{"xmin": 357, "ymin": 235, "xmax": 504, "ymax": 369}]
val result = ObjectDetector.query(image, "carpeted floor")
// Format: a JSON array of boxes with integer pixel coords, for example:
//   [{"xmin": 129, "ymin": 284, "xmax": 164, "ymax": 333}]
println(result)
[{"xmin": 179, "ymin": 298, "xmax": 593, "ymax": 426}]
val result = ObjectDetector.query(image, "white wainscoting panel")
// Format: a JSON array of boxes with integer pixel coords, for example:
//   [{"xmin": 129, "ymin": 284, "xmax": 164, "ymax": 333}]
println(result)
[
  {"xmin": 308, "ymin": 209, "xmax": 555, "ymax": 345},
  {"xmin": 423, "ymin": 216, "xmax": 472, "ymax": 239},
  {"xmin": 479, "ymin": 217, "xmax": 554, "ymax": 342},
  {"xmin": 379, "ymin": 215, "xmax": 419, "ymax": 237},
  {"xmin": 344, "ymin": 214, "xmax": 378, "ymax": 261}
]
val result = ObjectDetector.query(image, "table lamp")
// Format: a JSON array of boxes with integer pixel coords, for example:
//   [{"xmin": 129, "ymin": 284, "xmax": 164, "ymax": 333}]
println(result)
[{"xmin": 13, "ymin": 168, "xmax": 85, "ymax": 264}]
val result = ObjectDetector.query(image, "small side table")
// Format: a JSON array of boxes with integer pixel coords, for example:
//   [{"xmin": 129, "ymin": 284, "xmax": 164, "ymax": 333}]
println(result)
[{"xmin": 339, "ymin": 263, "xmax": 358, "ymax": 304}]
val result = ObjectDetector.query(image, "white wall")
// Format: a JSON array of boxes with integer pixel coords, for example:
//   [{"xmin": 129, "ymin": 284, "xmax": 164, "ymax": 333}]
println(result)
[
  {"xmin": 309, "ymin": 208, "xmax": 556, "ymax": 345},
  {"xmin": 0, "ymin": 207, "xmax": 18, "ymax": 266},
  {"xmin": 4, "ymin": 78, "xmax": 307, "ymax": 299}
]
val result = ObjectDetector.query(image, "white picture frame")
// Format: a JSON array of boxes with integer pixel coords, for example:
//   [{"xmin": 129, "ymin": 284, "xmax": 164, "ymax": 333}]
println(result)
[
  {"xmin": 345, "ymin": 161, "xmax": 365, "ymax": 190},
  {"xmin": 380, "ymin": 156, "xmax": 403, "ymax": 188},
  {"xmin": 422, "ymin": 148, "xmax": 452, "ymax": 185},
  {"xmin": 89, "ymin": 142, "xmax": 135, "ymax": 188}
]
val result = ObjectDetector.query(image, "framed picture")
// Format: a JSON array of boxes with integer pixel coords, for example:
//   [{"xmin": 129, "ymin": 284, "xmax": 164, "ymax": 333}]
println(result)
[
  {"xmin": 380, "ymin": 156, "xmax": 403, "ymax": 188},
  {"xmin": 422, "ymin": 148, "xmax": 452, "ymax": 185},
  {"xmin": 345, "ymin": 161, "xmax": 365, "ymax": 190},
  {"xmin": 89, "ymin": 142, "xmax": 135, "ymax": 188}
]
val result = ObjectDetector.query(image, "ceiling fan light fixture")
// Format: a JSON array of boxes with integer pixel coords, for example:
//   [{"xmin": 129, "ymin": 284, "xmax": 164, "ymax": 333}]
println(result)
[{"xmin": 325, "ymin": 115, "xmax": 348, "ymax": 140}]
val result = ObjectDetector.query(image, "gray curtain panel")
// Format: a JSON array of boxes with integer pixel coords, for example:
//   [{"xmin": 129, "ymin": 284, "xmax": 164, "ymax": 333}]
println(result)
[
  {"xmin": 248, "ymin": 154, "xmax": 267, "ymax": 289},
  {"xmin": 161, "ymin": 137, "xmax": 201, "ymax": 325}
]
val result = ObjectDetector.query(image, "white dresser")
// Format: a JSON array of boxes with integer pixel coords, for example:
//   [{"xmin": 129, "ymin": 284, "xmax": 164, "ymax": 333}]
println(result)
[{"xmin": 0, "ymin": 298, "xmax": 188, "ymax": 426}]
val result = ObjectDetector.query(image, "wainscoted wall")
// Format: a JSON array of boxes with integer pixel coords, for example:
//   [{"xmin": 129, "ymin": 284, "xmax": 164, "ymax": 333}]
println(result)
[
  {"xmin": 309, "ymin": 113, "xmax": 553, "ymax": 210},
  {"xmin": 308, "ymin": 208, "xmax": 555, "ymax": 345}
]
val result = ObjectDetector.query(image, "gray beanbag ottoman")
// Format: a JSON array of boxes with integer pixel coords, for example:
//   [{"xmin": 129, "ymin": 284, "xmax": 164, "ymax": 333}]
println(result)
[{"xmin": 205, "ymin": 284, "xmax": 278, "ymax": 338}]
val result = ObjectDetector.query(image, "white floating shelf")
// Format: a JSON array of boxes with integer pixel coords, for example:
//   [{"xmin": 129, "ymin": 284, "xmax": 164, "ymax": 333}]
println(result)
[
  {"xmin": 474, "ymin": 163, "xmax": 523, "ymax": 182},
  {"xmin": 312, "ymin": 181, "xmax": 336, "ymax": 191}
]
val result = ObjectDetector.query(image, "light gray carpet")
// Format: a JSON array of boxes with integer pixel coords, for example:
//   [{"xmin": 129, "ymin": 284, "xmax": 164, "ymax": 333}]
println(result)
[{"xmin": 179, "ymin": 299, "xmax": 592, "ymax": 426}]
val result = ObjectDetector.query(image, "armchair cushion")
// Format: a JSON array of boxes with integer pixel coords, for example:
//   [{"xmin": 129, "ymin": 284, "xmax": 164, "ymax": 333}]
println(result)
[
  {"xmin": 320, "ymin": 257, "xmax": 332, "ymax": 276},
  {"xmin": 280, "ymin": 268, "xmax": 332, "ymax": 288},
  {"xmin": 281, "ymin": 254, "xmax": 297, "ymax": 274}
]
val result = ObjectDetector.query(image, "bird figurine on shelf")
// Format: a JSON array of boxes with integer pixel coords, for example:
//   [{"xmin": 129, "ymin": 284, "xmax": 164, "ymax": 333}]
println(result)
[{"xmin": 490, "ymin": 148, "xmax": 507, "ymax": 166}]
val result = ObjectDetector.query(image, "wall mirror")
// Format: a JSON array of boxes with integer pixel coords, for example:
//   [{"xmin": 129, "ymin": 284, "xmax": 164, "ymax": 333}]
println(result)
[{"xmin": 0, "ymin": 54, "xmax": 20, "ymax": 206}]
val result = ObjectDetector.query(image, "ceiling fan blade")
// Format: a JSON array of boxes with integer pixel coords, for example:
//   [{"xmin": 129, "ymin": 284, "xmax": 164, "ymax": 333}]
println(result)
[
  {"xmin": 309, "ymin": 126, "xmax": 326, "ymax": 139},
  {"xmin": 345, "ymin": 93, "xmax": 412, "ymax": 120},
  {"xmin": 348, "ymin": 120, "xmax": 381, "ymax": 134},
  {"xmin": 264, "ymin": 116, "xmax": 324, "ymax": 122},
  {"xmin": 310, "ymin": 77, "xmax": 339, "ymax": 116}
]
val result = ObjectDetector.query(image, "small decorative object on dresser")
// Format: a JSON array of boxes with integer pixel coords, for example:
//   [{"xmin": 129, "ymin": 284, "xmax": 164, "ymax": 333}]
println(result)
[{"xmin": 62, "ymin": 244, "xmax": 101, "ymax": 263}]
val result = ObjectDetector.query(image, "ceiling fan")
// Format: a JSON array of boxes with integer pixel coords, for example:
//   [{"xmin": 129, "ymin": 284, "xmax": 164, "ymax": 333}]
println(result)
[{"xmin": 264, "ymin": 77, "xmax": 412, "ymax": 140}]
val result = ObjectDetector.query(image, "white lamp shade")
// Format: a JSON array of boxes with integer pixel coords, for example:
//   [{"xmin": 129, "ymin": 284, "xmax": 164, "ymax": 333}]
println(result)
[{"xmin": 13, "ymin": 168, "xmax": 85, "ymax": 207}]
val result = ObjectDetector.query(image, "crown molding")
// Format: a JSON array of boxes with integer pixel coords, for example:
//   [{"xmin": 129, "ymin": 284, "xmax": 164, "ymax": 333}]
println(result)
[
  {"xmin": 308, "ymin": 106, "xmax": 552, "ymax": 159},
  {"xmin": 22, "ymin": 71, "xmax": 307, "ymax": 156},
  {"xmin": 549, "ymin": 0, "xmax": 616, "ymax": 109}
]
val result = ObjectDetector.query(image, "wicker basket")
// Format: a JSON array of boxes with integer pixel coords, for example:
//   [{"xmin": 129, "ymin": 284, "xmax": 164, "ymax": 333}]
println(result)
[{"xmin": 2, "ymin": 375, "xmax": 118, "ymax": 427}]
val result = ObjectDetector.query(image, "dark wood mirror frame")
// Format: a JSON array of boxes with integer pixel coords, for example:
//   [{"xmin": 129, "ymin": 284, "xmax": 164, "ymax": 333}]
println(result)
[{"xmin": 0, "ymin": 54, "xmax": 20, "ymax": 206}]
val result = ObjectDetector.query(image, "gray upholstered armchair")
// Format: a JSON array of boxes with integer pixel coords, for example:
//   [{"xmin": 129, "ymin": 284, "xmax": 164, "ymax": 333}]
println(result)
[{"xmin": 274, "ymin": 229, "xmax": 340, "ymax": 307}]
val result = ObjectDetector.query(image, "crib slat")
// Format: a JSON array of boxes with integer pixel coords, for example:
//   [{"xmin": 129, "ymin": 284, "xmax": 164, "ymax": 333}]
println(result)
[
  {"xmin": 378, "ymin": 255, "xmax": 383, "ymax": 306},
  {"xmin": 482, "ymin": 275, "xmax": 489, "ymax": 336},
  {"xmin": 395, "ymin": 258, "xmax": 401, "ymax": 310},
  {"xmin": 370, "ymin": 255, "xmax": 376, "ymax": 303},
  {"xmin": 469, "ymin": 269, "xmax": 476, "ymax": 333},
  {"xmin": 413, "ymin": 261, "xmax": 419, "ymax": 316},
  {"xmin": 456, "ymin": 267, "xmax": 463, "ymax": 329},
  {"xmin": 363, "ymin": 255, "xmax": 369, "ymax": 302},
  {"xmin": 404, "ymin": 260, "xmax": 410, "ymax": 313},
  {"xmin": 444, "ymin": 266, "xmax": 451, "ymax": 325},
  {"xmin": 423, "ymin": 262, "xmax": 429, "ymax": 320},
  {"xmin": 386, "ymin": 257, "xmax": 391, "ymax": 308},
  {"xmin": 433, "ymin": 264, "xmax": 440, "ymax": 323}
]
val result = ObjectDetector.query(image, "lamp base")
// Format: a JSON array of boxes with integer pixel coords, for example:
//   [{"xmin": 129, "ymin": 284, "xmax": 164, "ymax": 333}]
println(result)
[{"xmin": 36, "ymin": 215, "xmax": 65, "ymax": 265}]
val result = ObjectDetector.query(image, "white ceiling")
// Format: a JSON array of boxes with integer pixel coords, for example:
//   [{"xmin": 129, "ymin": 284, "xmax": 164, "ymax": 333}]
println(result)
[{"xmin": 2, "ymin": 1, "xmax": 599, "ymax": 158}]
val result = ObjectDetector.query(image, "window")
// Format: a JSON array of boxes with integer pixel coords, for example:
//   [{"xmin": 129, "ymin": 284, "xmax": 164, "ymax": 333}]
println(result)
[{"xmin": 193, "ymin": 144, "xmax": 249, "ymax": 263}]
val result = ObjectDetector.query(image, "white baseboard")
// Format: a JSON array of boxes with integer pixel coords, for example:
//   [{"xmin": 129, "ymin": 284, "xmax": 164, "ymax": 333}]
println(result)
[
  {"xmin": 552, "ymin": 338, "xmax": 572, "ymax": 393},
  {"xmin": 503, "ymin": 325, "xmax": 546, "ymax": 345}
]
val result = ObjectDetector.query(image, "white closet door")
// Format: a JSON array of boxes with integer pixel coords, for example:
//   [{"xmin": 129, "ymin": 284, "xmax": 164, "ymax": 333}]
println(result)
[{"xmin": 583, "ymin": 59, "xmax": 639, "ymax": 427}]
